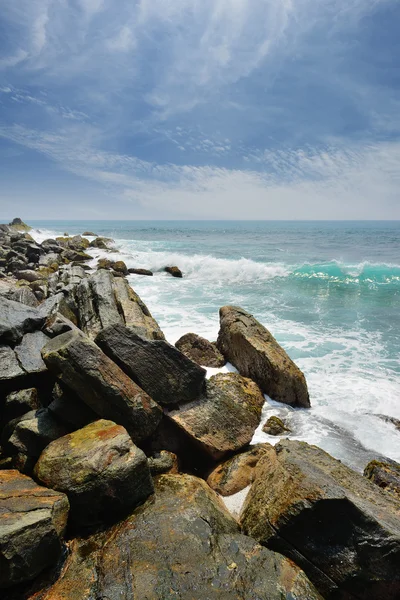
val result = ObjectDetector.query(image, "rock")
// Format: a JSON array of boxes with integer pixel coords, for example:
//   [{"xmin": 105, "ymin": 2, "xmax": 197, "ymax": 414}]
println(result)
[
  {"xmin": 48, "ymin": 382, "xmax": 97, "ymax": 429},
  {"xmin": 0, "ymin": 280, "xmax": 39, "ymax": 307},
  {"xmin": 88, "ymin": 269, "xmax": 123, "ymax": 330},
  {"xmin": 96, "ymin": 324, "xmax": 206, "ymax": 407},
  {"xmin": 0, "ymin": 345, "xmax": 25, "ymax": 386},
  {"xmin": 14, "ymin": 270, "xmax": 46, "ymax": 283},
  {"xmin": 90, "ymin": 236, "xmax": 114, "ymax": 249},
  {"xmin": 41, "ymin": 330, "xmax": 162, "ymax": 444},
  {"xmin": 262, "ymin": 415, "xmax": 291, "ymax": 436},
  {"xmin": 8, "ymin": 218, "xmax": 32, "ymax": 232},
  {"xmin": 111, "ymin": 260, "xmax": 127, "ymax": 275},
  {"xmin": 61, "ymin": 249, "xmax": 91, "ymax": 262},
  {"xmin": 165, "ymin": 265, "xmax": 183, "ymax": 277},
  {"xmin": 364, "ymin": 457, "xmax": 400, "ymax": 499},
  {"xmin": 29, "ymin": 473, "xmax": 321, "ymax": 600},
  {"xmin": 1, "ymin": 388, "xmax": 40, "ymax": 426},
  {"xmin": 14, "ymin": 331, "xmax": 48, "ymax": 376},
  {"xmin": 97, "ymin": 257, "xmax": 112, "ymax": 270},
  {"xmin": 34, "ymin": 420, "xmax": 154, "ymax": 528},
  {"xmin": 175, "ymin": 332, "xmax": 225, "ymax": 367},
  {"xmin": 0, "ymin": 296, "xmax": 45, "ymax": 344},
  {"xmin": 375, "ymin": 414, "xmax": 400, "ymax": 432},
  {"xmin": 0, "ymin": 469, "xmax": 69, "ymax": 588},
  {"xmin": 206, "ymin": 444, "xmax": 269, "ymax": 496},
  {"xmin": 217, "ymin": 306, "xmax": 310, "ymax": 408},
  {"xmin": 167, "ymin": 373, "xmax": 265, "ymax": 461},
  {"xmin": 241, "ymin": 440, "xmax": 400, "ymax": 599},
  {"xmin": 148, "ymin": 450, "xmax": 179, "ymax": 475},
  {"xmin": 128, "ymin": 267, "xmax": 153, "ymax": 276},
  {"xmin": 82, "ymin": 231, "xmax": 97, "ymax": 236}
]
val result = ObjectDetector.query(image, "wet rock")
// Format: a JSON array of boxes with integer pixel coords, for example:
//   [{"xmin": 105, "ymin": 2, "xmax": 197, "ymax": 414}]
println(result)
[
  {"xmin": 90, "ymin": 236, "xmax": 114, "ymax": 249},
  {"xmin": 175, "ymin": 332, "xmax": 225, "ymax": 367},
  {"xmin": 241, "ymin": 440, "xmax": 400, "ymax": 599},
  {"xmin": 111, "ymin": 260, "xmax": 128, "ymax": 275},
  {"xmin": 0, "ymin": 296, "xmax": 45, "ymax": 344},
  {"xmin": 262, "ymin": 415, "xmax": 291, "ymax": 436},
  {"xmin": 128, "ymin": 267, "xmax": 153, "ymax": 276},
  {"xmin": 207, "ymin": 444, "xmax": 269, "ymax": 496},
  {"xmin": 96, "ymin": 324, "xmax": 206, "ymax": 407},
  {"xmin": 217, "ymin": 306, "xmax": 310, "ymax": 408},
  {"xmin": 364, "ymin": 457, "xmax": 400, "ymax": 499},
  {"xmin": 41, "ymin": 330, "xmax": 162, "ymax": 444},
  {"xmin": 0, "ymin": 469, "xmax": 69, "ymax": 588},
  {"xmin": 148, "ymin": 450, "xmax": 179, "ymax": 475},
  {"xmin": 375, "ymin": 414, "xmax": 400, "ymax": 432},
  {"xmin": 34, "ymin": 420, "xmax": 154, "ymax": 528},
  {"xmin": 167, "ymin": 373, "xmax": 265, "ymax": 460},
  {"xmin": 165, "ymin": 265, "xmax": 183, "ymax": 277}
]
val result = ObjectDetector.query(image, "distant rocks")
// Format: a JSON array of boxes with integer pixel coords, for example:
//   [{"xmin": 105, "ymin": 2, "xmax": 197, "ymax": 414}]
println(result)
[
  {"xmin": 8, "ymin": 218, "xmax": 32, "ymax": 232},
  {"xmin": 82, "ymin": 231, "xmax": 97, "ymax": 236},
  {"xmin": 175, "ymin": 332, "xmax": 225, "ymax": 367},
  {"xmin": 128, "ymin": 267, "xmax": 153, "ymax": 276},
  {"xmin": 165, "ymin": 265, "xmax": 183, "ymax": 278},
  {"xmin": 217, "ymin": 306, "xmax": 310, "ymax": 408}
]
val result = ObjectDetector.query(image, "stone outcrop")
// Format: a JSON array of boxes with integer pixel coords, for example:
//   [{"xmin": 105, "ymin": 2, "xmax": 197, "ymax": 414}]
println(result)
[
  {"xmin": 262, "ymin": 415, "xmax": 291, "ymax": 436},
  {"xmin": 1, "ymin": 388, "xmax": 40, "ymax": 426},
  {"xmin": 0, "ymin": 296, "xmax": 45, "ymax": 345},
  {"xmin": 0, "ymin": 470, "xmax": 69, "ymax": 588},
  {"xmin": 175, "ymin": 332, "xmax": 225, "ymax": 367},
  {"xmin": 165, "ymin": 265, "xmax": 183, "ymax": 278},
  {"xmin": 34, "ymin": 420, "xmax": 154, "ymax": 528},
  {"xmin": 96, "ymin": 324, "xmax": 206, "ymax": 407},
  {"xmin": 217, "ymin": 306, "xmax": 310, "ymax": 408},
  {"xmin": 241, "ymin": 440, "xmax": 400, "ymax": 599},
  {"xmin": 364, "ymin": 457, "xmax": 400, "ymax": 499},
  {"xmin": 207, "ymin": 444, "xmax": 269, "ymax": 496},
  {"xmin": 41, "ymin": 330, "xmax": 162, "ymax": 444},
  {"xmin": 167, "ymin": 373, "xmax": 265, "ymax": 460}
]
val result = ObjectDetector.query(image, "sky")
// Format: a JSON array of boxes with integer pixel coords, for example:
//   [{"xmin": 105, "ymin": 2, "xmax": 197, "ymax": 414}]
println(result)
[{"xmin": 0, "ymin": 0, "xmax": 399, "ymax": 220}]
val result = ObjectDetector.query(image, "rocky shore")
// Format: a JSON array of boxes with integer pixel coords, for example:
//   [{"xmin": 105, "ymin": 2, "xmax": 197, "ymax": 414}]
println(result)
[{"xmin": 0, "ymin": 219, "xmax": 399, "ymax": 599}]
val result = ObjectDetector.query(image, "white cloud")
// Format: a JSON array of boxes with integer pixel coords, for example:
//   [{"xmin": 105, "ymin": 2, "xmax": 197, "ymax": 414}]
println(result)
[
  {"xmin": 106, "ymin": 26, "xmax": 136, "ymax": 52},
  {"xmin": 0, "ymin": 49, "xmax": 28, "ymax": 69}
]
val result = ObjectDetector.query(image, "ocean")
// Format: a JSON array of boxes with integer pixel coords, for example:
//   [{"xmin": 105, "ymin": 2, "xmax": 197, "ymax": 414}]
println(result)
[{"xmin": 29, "ymin": 220, "xmax": 400, "ymax": 471}]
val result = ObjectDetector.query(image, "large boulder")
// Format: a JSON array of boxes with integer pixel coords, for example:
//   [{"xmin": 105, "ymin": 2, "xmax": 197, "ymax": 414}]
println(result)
[
  {"xmin": 25, "ymin": 474, "xmax": 322, "ymax": 600},
  {"xmin": 207, "ymin": 444, "xmax": 269, "ymax": 496},
  {"xmin": 364, "ymin": 457, "xmax": 400, "ymax": 500},
  {"xmin": 0, "ymin": 470, "xmax": 69, "ymax": 588},
  {"xmin": 96, "ymin": 324, "xmax": 206, "ymax": 407},
  {"xmin": 241, "ymin": 440, "xmax": 400, "ymax": 599},
  {"xmin": 175, "ymin": 332, "xmax": 225, "ymax": 367},
  {"xmin": 217, "ymin": 306, "xmax": 310, "ymax": 408},
  {"xmin": 166, "ymin": 373, "xmax": 265, "ymax": 460},
  {"xmin": 0, "ymin": 296, "xmax": 45, "ymax": 345},
  {"xmin": 41, "ymin": 330, "xmax": 162, "ymax": 444},
  {"xmin": 34, "ymin": 420, "xmax": 154, "ymax": 528},
  {"xmin": 1, "ymin": 388, "xmax": 40, "ymax": 427}
]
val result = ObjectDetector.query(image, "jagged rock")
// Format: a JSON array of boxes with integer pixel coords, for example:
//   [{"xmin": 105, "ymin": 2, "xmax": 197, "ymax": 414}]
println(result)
[
  {"xmin": 207, "ymin": 444, "xmax": 269, "ymax": 496},
  {"xmin": 128, "ymin": 267, "xmax": 153, "ymax": 276},
  {"xmin": 0, "ymin": 296, "xmax": 45, "ymax": 344},
  {"xmin": 148, "ymin": 450, "xmax": 179, "ymax": 475},
  {"xmin": 41, "ymin": 239, "xmax": 63, "ymax": 253},
  {"xmin": 165, "ymin": 265, "xmax": 183, "ymax": 277},
  {"xmin": 14, "ymin": 331, "xmax": 49, "ymax": 376},
  {"xmin": 48, "ymin": 382, "xmax": 96, "ymax": 429},
  {"xmin": 364, "ymin": 457, "xmax": 400, "ymax": 499},
  {"xmin": 217, "ymin": 306, "xmax": 310, "ymax": 408},
  {"xmin": 1, "ymin": 284, "xmax": 39, "ymax": 307},
  {"xmin": 175, "ymin": 332, "xmax": 225, "ymax": 367},
  {"xmin": 1, "ymin": 388, "xmax": 40, "ymax": 426},
  {"xmin": 60, "ymin": 249, "xmax": 91, "ymax": 263},
  {"xmin": 0, "ymin": 345, "xmax": 25, "ymax": 386},
  {"xmin": 0, "ymin": 470, "xmax": 69, "ymax": 588},
  {"xmin": 241, "ymin": 440, "xmax": 400, "ymax": 599},
  {"xmin": 262, "ymin": 415, "xmax": 291, "ymax": 436},
  {"xmin": 41, "ymin": 330, "xmax": 162, "ymax": 444},
  {"xmin": 26, "ymin": 473, "xmax": 321, "ymax": 600},
  {"xmin": 96, "ymin": 324, "xmax": 206, "ymax": 407},
  {"xmin": 89, "ymin": 269, "xmax": 123, "ymax": 329},
  {"xmin": 74, "ymin": 277, "xmax": 103, "ymax": 338},
  {"xmin": 34, "ymin": 420, "xmax": 154, "ymax": 528},
  {"xmin": 38, "ymin": 291, "xmax": 79, "ymax": 326},
  {"xmin": 167, "ymin": 373, "xmax": 265, "ymax": 461}
]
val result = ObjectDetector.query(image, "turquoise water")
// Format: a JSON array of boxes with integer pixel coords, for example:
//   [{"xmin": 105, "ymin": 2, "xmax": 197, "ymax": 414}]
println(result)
[{"xmin": 30, "ymin": 220, "xmax": 400, "ymax": 469}]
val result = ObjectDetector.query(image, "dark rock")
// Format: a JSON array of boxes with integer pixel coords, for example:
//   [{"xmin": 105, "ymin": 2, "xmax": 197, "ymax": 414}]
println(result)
[
  {"xmin": 207, "ymin": 444, "xmax": 269, "ymax": 496},
  {"xmin": 262, "ymin": 415, "xmax": 291, "ymax": 436},
  {"xmin": 128, "ymin": 267, "xmax": 153, "ymax": 276},
  {"xmin": 1, "ymin": 389, "xmax": 40, "ymax": 426},
  {"xmin": 48, "ymin": 382, "xmax": 97, "ymax": 429},
  {"xmin": 241, "ymin": 440, "xmax": 400, "ymax": 599},
  {"xmin": 0, "ymin": 469, "xmax": 69, "ymax": 589},
  {"xmin": 41, "ymin": 330, "xmax": 162, "ymax": 444},
  {"xmin": 217, "ymin": 306, "xmax": 310, "ymax": 408},
  {"xmin": 165, "ymin": 265, "xmax": 183, "ymax": 277},
  {"xmin": 148, "ymin": 450, "xmax": 179, "ymax": 475},
  {"xmin": 111, "ymin": 260, "xmax": 127, "ymax": 275},
  {"xmin": 364, "ymin": 457, "xmax": 400, "ymax": 499},
  {"xmin": 90, "ymin": 236, "xmax": 114, "ymax": 249},
  {"xmin": 0, "ymin": 345, "xmax": 25, "ymax": 385},
  {"xmin": 29, "ymin": 473, "xmax": 321, "ymax": 599},
  {"xmin": 89, "ymin": 269, "xmax": 122, "ymax": 329},
  {"xmin": 97, "ymin": 258, "xmax": 112, "ymax": 269},
  {"xmin": 0, "ymin": 296, "xmax": 45, "ymax": 344},
  {"xmin": 375, "ymin": 414, "xmax": 400, "ymax": 432},
  {"xmin": 14, "ymin": 331, "xmax": 49, "ymax": 376},
  {"xmin": 61, "ymin": 249, "xmax": 91, "ymax": 263},
  {"xmin": 96, "ymin": 324, "xmax": 206, "ymax": 407},
  {"xmin": 34, "ymin": 420, "xmax": 154, "ymax": 529},
  {"xmin": 8, "ymin": 218, "xmax": 32, "ymax": 232},
  {"xmin": 175, "ymin": 332, "xmax": 225, "ymax": 367},
  {"xmin": 167, "ymin": 373, "xmax": 265, "ymax": 461},
  {"xmin": 15, "ymin": 270, "xmax": 46, "ymax": 283},
  {"xmin": 82, "ymin": 231, "xmax": 97, "ymax": 236}
]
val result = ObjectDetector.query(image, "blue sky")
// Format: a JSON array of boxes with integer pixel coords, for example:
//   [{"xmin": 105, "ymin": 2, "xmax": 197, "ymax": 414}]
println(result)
[{"xmin": 0, "ymin": 0, "xmax": 399, "ymax": 219}]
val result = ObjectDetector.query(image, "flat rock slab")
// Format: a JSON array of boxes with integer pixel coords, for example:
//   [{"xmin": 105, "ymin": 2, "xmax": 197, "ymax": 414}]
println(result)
[
  {"xmin": 241, "ymin": 440, "xmax": 400, "ymax": 599},
  {"xmin": 0, "ymin": 470, "xmax": 69, "ymax": 588},
  {"xmin": 25, "ymin": 474, "xmax": 322, "ymax": 600},
  {"xmin": 0, "ymin": 296, "xmax": 45, "ymax": 345},
  {"xmin": 217, "ymin": 306, "xmax": 310, "ymax": 408},
  {"xmin": 96, "ymin": 324, "xmax": 206, "ymax": 407},
  {"xmin": 34, "ymin": 420, "xmax": 154, "ymax": 528},
  {"xmin": 167, "ymin": 372, "xmax": 265, "ymax": 460},
  {"xmin": 42, "ymin": 330, "xmax": 162, "ymax": 444}
]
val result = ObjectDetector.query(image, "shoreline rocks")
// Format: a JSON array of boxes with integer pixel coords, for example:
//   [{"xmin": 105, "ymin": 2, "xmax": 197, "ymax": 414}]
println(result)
[{"xmin": 175, "ymin": 332, "xmax": 225, "ymax": 367}]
